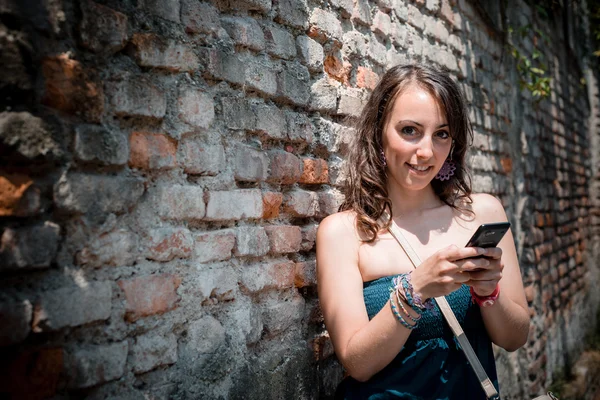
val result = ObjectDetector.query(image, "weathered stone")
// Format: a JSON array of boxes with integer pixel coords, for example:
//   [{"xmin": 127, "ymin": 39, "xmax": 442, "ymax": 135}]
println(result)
[
  {"xmin": 74, "ymin": 125, "xmax": 128, "ymax": 166},
  {"xmin": 0, "ymin": 222, "xmax": 60, "ymax": 270},
  {"xmin": 79, "ymin": 0, "xmax": 128, "ymax": 53},
  {"xmin": 0, "ymin": 112, "xmax": 62, "ymax": 160},
  {"xmin": 108, "ymin": 78, "xmax": 166, "ymax": 119},
  {"xmin": 205, "ymin": 190, "xmax": 263, "ymax": 221},
  {"xmin": 178, "ymin": 88, "xmax": 215, "ymax": 128},
  {"xmin": 235, "ymin": 226, "xmax": 270, "ymax": 257},
  {"xmin": 65, "ymin": 342, "xmax": 128, "ymax": 389},
  {"xmin": 264, "ymin": 24, "xmax": 296, "ymax": 60},
  {"xmin": 178, "ymin": 138, "xmax": 225, "ymax": 176},
  {"xmin": 131, "ymin": 332, "xmax": 178, "ymax": 374},
  {"xmin": 222, "ymin": 16, "xmax": 265, "ymax": 51},
  {"xmin": 76, "ymin": 229, "xmax": 138, "ymax": 267},
  {"xmin": 233, "ymin": 144, "xmax": 268, "ymax": 182},
  {"xmin": 0, "ymin": 300, "xmax": 32, "ymax": 346},
  {"xmin": 32, "ymin": 281, "xmax": 112, "ymax": 332},
  {"xmin": 296, "ymin": 35, "xmax": 324, "ymax": 72},
  {"xmin": 54, "ymin": 173, "xmax": 145, "ymax": 215}
]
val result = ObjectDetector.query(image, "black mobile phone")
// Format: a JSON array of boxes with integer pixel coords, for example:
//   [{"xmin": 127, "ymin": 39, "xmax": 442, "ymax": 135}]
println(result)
[{"xmin": 465, "ymin": 222, "xmax": 511, "ymax": 248}]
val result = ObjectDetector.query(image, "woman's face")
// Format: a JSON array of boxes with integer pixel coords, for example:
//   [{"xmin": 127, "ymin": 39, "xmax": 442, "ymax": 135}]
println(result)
[{"xmin": 381, "ymin": 83, "xmax": 453, "ymax": 193}]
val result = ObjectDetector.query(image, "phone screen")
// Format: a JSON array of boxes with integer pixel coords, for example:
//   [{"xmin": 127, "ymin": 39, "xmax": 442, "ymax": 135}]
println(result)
[{"xmin": 465, "ymin": 222, "xmax": 511, "ymax": 248}]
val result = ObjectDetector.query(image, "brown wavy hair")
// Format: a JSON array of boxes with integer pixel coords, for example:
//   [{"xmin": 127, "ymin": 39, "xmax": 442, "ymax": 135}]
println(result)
[{"xmin": 339, "ymin": 63, "xmax": 474, "ymax": 242}]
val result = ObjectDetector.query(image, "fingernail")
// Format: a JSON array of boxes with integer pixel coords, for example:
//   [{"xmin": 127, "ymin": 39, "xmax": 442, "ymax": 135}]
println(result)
[{"xmin": 478, "ymin": 247, "xmax": 486, "ymax": 255}]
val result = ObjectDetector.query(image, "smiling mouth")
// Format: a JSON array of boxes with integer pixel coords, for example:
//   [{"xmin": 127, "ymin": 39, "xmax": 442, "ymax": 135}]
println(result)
[{"xmin": 406, "ymin": 163, "xmax": 432, "ymax": 172}]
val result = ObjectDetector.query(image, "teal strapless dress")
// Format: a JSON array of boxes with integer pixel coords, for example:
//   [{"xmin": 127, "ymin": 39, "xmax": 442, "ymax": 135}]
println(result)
[{"xmin": 335, "ymin": 276, "xmax": 499, "ymax": 400}]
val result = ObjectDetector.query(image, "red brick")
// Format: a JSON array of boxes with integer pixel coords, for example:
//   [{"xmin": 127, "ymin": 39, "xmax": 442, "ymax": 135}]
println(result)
[
  {"xmin": 283, "ymin": 189, "xmax": 319, "ymax": 217},
  {"xmin": 177, "ymin": 88, "xmax": 215, "ymax": 128},
  {"xmin": 130, "ymin": 33, "xmax": 199, "ymax": 72},
  {"xmin": 295, "ymin": 260, "xmax": 317, "ymax": 288},
  {"xmin": 0, "ymin": 300, "xmax": 32, "ymax": 346},
  {"xmin": 0, "ymin": 348, "xmax": 63, "ymax": 399},
  {"xmin": 268, "ymin": 151, "xmax": 304, "ymax": 184},
  {"xmin": 239, "ymin": 261, "xmax": 295, "ymax": 294},
  {"xmin": 41, "ymin": 53, "xmax": 104, "ymax": 122},
  {"xmin": 182, "ymin": 0, "xmax": 220, "ymax": 34},
  {"xmin": 356, "ymin": 66, "xmax": 379, "ymax": 90},
  {"xmin": 79, "ymin": 0, "xmax": 128, "ymax": 54},
  {"xmin": 0, "ymin": 171, "xmax": 40, "ymax": 216},
  {"xmin": 108, "ymin": 77, "xmax": 167, "ymax": 119},
  {"xmin": 324, "ymin": 53, "xmax": 351, "ymax": 84},
  {"xmin": 265, "ymin": 225, "xmax": 302, "ymax": 254},
  {"xmin": 118, "ymin": 274, "xmax": 181, "ymax": 322},
  {"xmin": 193, "ymin": 230, "xmax": 236, "ymax": 263},
  {"xmin": 299, "ymin": 158, "xmax": 329, "ymax": 184},
  {"xmin": 205, "ymin": 190, "xmax": 263, "ymax": 221},
  {"xmin": 262, "ymin": 192, "xmax": 283, "ymax": 219},
  {"xmin": 146, "ymin": 227, "xmax": 193, "ymax": 261},
  {"xmin": 129, "ymin": 131, "xmax": 177, "ymax": 170}
]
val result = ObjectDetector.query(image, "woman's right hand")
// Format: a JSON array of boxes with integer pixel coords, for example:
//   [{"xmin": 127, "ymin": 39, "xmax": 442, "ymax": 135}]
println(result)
[{"xmin": 409, "ymin": 245, "xmax": 489, "ymax": 300}]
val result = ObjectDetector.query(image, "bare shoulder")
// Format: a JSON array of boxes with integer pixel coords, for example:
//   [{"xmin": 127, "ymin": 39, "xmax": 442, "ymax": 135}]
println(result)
[
  {"xmin": 317, "ymin": 210, "xmax": 359, "ymax": 243},
  {"xmin": 470, "ymin": 193, "xmax": 508, "ymax": 223}
]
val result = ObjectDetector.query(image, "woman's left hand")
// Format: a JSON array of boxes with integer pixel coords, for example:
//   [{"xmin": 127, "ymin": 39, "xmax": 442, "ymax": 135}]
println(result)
[{"xmin": 465, "ymin": 247, "xmax": 503, "ymax": 296}]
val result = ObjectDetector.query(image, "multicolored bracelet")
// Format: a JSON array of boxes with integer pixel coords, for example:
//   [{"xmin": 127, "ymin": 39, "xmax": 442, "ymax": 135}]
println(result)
[
  {"xmin": 389, "ymin": 291, "xmax": 416, "ymax": 330},
  {"xmin": 393, "ymin": 272, "xmax": 435, "ymax": 314},
  {"xmin": 470, "ymin": 284, "xmax": 500, "ymax": 307}
]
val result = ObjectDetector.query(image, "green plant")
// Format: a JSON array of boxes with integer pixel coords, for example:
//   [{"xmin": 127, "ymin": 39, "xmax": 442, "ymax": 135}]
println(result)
[{"xmin": 507, "ymin": 24, "xmax": 552, "ymax": 100}]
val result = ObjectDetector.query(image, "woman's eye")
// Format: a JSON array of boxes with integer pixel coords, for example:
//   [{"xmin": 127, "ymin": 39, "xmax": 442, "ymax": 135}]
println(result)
[
  {"xmin": 401, "ymin": 126, "xmax": 417, "ymax": 135},
  {"xmin": 436, "ymin": 131, "xmax": 450, "ymax": 139}
]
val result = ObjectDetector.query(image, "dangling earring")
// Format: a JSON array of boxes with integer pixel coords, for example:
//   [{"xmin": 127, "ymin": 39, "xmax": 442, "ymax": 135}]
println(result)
[
  {"xmin": 380, "ymin": 149, "xmax": 387, "ymax": 167},
  {"xmin": 435, "ymin": 141, "xmax": 456, "ymax": 181}
]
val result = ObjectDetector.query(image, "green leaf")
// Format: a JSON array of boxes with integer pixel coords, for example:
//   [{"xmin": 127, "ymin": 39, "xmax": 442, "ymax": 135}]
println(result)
[{"xmin": 531, "ymin": 67, "xmax": 545, "ymax": 75}]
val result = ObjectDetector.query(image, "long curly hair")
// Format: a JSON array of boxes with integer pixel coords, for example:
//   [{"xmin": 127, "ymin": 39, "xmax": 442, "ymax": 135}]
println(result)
[{"xmin": 339, "ymin": 63, "xmax": 474, "ymax": 242}]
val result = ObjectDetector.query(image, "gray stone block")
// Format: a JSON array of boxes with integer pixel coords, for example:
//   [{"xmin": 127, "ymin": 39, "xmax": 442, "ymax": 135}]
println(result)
[
  {"xmin": 65, "ymin": 341, "xmax": 128, "ymax": 389},
  {"xmin": 74, "ymin": 125, "xmax": 128, "ymax": 166},
  {"xmin": 0, "ymin": 222, "xmax": 60, "ymax": 270},
  {"xmin": 54, "ymin": 173, "xmax": 145, "ymax": 215},
  {"xmin": 34, "ymin": 281, "xmax": 112, "ymax": 332}
]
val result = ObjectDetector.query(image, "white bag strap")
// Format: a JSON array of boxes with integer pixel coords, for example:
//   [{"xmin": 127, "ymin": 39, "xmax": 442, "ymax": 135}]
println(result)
[{"xmin": 385, "ymin": 215, "xmax": 500, "ymax": 400}]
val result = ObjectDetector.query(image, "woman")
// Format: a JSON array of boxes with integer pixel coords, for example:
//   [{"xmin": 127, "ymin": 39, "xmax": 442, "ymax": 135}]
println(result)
[{"xmin": 316, "ymin": 64, "xmax": 529, "ymax": 399}]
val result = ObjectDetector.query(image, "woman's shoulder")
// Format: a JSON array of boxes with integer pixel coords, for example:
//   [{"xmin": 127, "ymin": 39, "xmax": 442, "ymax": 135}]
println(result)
[
  {"xmin": 317, "ymin": 210, "xmax": 358, "ymax": 240},
  {"xmin": 469, "ymin": 193, "xmax": 508, "ymax": 222}
]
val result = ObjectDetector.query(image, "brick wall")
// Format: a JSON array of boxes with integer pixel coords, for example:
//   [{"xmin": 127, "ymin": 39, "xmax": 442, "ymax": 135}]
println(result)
[{"xmin": 0, "ymin": 0, "xmax": 598, "ymax": 399}]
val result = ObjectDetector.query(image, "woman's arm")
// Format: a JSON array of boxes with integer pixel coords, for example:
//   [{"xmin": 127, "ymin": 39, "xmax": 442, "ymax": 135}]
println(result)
[
  {"xmin": 316, "ymin": 212, "xmax": 413, "ymax": 382},
  {"xmin": 469, "ymin": 193, "xmax": 530, "ymax": 351},
  {"xmin": 316, "ymin": 212, "xmax": 488, "ymax": 381}
]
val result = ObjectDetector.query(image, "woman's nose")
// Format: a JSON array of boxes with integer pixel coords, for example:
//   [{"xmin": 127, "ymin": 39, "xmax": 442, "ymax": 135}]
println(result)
[{"xmin": 416, "ymin": 137, "xmax": 433, "ymax": 159}]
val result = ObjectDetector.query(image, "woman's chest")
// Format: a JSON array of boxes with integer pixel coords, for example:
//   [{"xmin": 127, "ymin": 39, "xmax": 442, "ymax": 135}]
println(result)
[{"xmin": 358, "ymin": 218, "xmax": 481, "ymax": 281}]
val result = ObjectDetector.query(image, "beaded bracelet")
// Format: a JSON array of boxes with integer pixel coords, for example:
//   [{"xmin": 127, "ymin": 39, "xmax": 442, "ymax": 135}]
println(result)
[
  {"xmin": 389, "ymin": 290, "xmax": 416, "ymax": 330},
  {"xmin": 393, "ymin": 273, "xmax": 436, "ymax": 314},
  {"xmin": 395, "ymin": 288, "xmax": 421, "ymax": 324}
]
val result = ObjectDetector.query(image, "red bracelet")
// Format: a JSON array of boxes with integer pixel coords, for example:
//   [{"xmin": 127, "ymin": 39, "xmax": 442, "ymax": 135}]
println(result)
[{"xmin": 470, "ymin": 285, "xmax": 500, "ymax": 307}]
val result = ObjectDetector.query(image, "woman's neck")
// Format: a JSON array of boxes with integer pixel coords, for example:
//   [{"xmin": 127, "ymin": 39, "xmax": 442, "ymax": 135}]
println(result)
[{"xmin": 387, "ymin": 183, "xmax": 443, "ymax": 218}]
